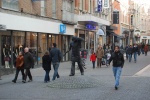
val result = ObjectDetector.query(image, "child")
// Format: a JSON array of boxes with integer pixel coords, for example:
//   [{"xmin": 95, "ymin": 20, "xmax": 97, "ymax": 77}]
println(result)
[{"xmin": 90, "ymin": 52, "xmax": 96, "ymax": 69}]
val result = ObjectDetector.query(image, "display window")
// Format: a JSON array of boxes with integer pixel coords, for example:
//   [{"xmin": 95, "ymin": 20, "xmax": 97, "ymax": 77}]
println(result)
[
  {"xmin": 0, "ymin": 31, "xmax": 11, "ymax": 69},
  {"xmin": 38, "ymin": 33, "xmax": 47, "ymax": 64},
  {"xmin": 26, "ymin": 32, "xmax": 38, "ymax": 65}
]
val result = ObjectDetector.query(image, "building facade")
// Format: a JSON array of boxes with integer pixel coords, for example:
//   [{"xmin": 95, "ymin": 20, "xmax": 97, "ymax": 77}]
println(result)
[{"xmin": 0, "ymin": 0, "xmax": 75, "ymax": 72}]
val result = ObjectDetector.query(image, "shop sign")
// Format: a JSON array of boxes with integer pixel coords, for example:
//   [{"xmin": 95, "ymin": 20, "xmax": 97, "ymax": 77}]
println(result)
[
  {"xmin": 103, "ymin": 0, "xmax": 109, "ymax": 8},
  {"xmin": 0, "ymin": 24, "xmax": 6, "ymax": 30},
  {"xmin": 85, "ymin": 24, "xmax": 96, "ymax": 30},
  {"xmin": 59, "ymin": 24, "xmax": 66, "ymax": 34},
  {"xmin": 97, "ymin": 0, "xmax": 103, "ymax": 12}
]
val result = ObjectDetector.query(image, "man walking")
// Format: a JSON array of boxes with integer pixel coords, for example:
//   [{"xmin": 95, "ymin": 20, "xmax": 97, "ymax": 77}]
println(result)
[
  {"xmin": 96, "ymin": 46, "xmax": 104, "ymax": 68},
  {"xmin": 144, "ymin": 44, "xmax": 149, "ymax": 56},
  {"xmin": 109, "ymin": 46, "xmax": 124, "ymax": 90},
  {"xmin": 23, "ymin": 47, "xmax": 34, "ymax": 83},
  {"xmin": 69, "ymin": 36, "xmax": 84, "ymax": 76},
  {"xmin": 132, "ymin": 44, "xmax": 139, "ymax": 63},
  {"xmin": 50, "ymin": 43, "xmax": 62, "ymax": 81},
  {"xmin": 127, "ymin": 45, "xmax": 133, "ymax": 62}
]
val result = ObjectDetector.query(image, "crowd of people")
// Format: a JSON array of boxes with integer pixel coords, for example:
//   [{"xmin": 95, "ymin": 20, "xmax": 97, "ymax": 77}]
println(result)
[
  {"xmin": 125, "ymin": 43, "xmax": 149, "ymax": 63},
  {"xmin": 0, "ymin": 35, "xmax": 148, "ymax": 91}
]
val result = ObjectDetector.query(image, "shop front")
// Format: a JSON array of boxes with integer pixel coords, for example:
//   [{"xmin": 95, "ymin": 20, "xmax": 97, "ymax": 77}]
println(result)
[{"xmin": 0, "ymin": 12, "xmax": 73, "ymax": 72}]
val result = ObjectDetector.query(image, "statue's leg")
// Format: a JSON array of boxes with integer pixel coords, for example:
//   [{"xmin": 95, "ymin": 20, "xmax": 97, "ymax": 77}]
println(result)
[
  {"xmin": 77, "ymin": 59, "xmax": 84, "ymax": 75},
  {"xmin": 70, "ymin": 60, "xmax": 75, "ymax": 76}
]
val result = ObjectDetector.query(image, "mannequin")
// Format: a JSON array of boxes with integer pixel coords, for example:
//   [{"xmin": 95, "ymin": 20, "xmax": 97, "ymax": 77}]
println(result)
[
  {"xmin": 3, "ymin": 44, "xmax": 10, "ymax": 68},
  {"xmin": 9, "ymin": 46, "xmax": 15, "ymax": 68}
]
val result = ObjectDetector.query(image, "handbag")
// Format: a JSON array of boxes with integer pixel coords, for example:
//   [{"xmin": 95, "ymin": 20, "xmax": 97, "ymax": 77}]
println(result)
[{"xmin": 4, "ymin": 57, "xmax": 10, "ymax": 61}]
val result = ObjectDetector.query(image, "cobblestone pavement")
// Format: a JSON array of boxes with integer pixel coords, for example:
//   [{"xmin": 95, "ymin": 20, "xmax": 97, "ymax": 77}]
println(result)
[{"xmin": 0, "ymin": 53, "xmax": 150, "ymax": 100}]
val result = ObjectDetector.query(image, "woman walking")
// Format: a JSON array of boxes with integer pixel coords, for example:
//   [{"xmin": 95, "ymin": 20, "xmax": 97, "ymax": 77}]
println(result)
[
  {"xmin": 144, "ymin": 44, "xmax": 149, "ymax": 56},
  {"xmin": 42, "ymin": 51, "xmax": 51, "ymax": 83},
  {"xmin": 12, "ymin": 52, "xmax": 25, "ymax": 83},
  {"xmin": 96, "ymin": 46, "xmax": 104, "ymax": 68}
]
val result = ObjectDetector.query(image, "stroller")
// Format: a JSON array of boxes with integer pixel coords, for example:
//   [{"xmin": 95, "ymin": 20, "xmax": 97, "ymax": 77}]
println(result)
[
  {"xmin": 104, "ymin": 50, "xmax": 111, "ymax": 67},
  {"xmin": 80, "ymin": 49, "xmax": 88, "ymax": 69}
]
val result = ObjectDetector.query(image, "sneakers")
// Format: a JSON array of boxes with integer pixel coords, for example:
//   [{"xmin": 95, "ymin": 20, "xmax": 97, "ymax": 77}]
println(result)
[
  {"xmin": 22, "ymin": 80, "xmax": 26, "ymax": 83},
  {"xmin": 81, "ymin": 72, "xmax": 84, "ymax": 75},
  {"xmin": 12, "ymin": 80, "xmax": 16, "ymax": 83},
  {"xmin": 69, "ymin": 74, "xmax": 74, "ymax": 76},
  {"xmin": 28, "ymin": 79, "xmax": 32, "ymax": 82}
]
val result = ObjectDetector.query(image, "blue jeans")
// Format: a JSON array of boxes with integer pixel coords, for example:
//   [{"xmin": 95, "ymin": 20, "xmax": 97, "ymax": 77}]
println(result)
[
  {"xmin": 113, "ymin": 67, "xmax": 122, "ymax": 87},
  {"xmin": 128, "ymin": 54, "xmax": 132, "ymax": 62},
  {"xmin": 44, "ymin": 70, "xmax": 50, "ymax": 82},
  {"xmin": 133, "ymin": 52, "xmax": 137, "ymax": 62},
  {"xmin": 52, "ymin": 63, "xmax": 60, "ymax": 80}
]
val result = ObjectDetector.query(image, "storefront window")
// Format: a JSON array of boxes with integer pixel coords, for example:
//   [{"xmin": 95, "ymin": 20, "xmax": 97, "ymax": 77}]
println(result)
[
  {"xmin": 79, "ymin": 30, "xmax": 85, "ymax": 49},
  {"xmin": 0, "ymin": 31, "xmax": 11, "ymax": 69},
  {"xmin": 2, "ymin": 0, "xmax": 19, "ymax": 11},
  {"xmin": 12, "ymin": 31, "xmax": 25, "ymax": 67},
  {"xmin": 38, "ymin": 34, "xmax": 47, "ymax": 64},
  {"xmin": 26, "ymin": 32, "xmax": 38, "ymax": 65}
]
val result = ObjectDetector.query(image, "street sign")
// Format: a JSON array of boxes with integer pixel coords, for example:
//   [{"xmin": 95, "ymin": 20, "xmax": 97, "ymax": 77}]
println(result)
[
  {"xmin": 60, "ymin": 24, "xmax": 66, "ymax": 34},
  {"xmin": 103, "ymin": 0, "xmax": 110, "ymax": 8},
  {"xmin": 97, "ymin": 0, "xmax": 103, "ymax": 12}
]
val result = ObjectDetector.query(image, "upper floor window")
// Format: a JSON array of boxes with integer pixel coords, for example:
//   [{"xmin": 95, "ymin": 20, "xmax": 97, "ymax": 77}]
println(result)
[
  {"xmin": 41, "ymin": 0, "xmax": 46, "ymax": 16},
  {"xmin": 131, "ymin": 15, "xmax": 133, "ymax": 25},
  {"xmin": 52, "ymin": 0, "xmax": 57, "ymax": 18},
  {"xmin": 2, "ymin": 0, "xmax": 19, "ymax": 11}
]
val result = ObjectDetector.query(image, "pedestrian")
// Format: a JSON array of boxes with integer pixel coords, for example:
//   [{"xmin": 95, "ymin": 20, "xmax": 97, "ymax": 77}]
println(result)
[
  {"xmin": 132, "ymin": 44, "xmax": 139, "ymax": 63},
  {"xmin": 42, "ymin": 51, "xmax": 51, "ymax": 83},
  {"xmin": 109, "ymin": 46, "xmax": 125, "ymax": 90},
  {"xmin": 23, "ymin": 47, "xmax": 34, "ymax": 83},
  {"xmin": 50, "ymin": 43, "xmax": 62, "ymax": 81},
  {"xmin": 125, "ymin": 45, "xmax": 129, "ymax": 60},
  {"xmin": 90, "ymin": 52, "xmax": 96, "ymax": 69},
  {"xmin": 141, "ymin": 43, "xmax": 145, "ymax": 54},
  {"xmin": 127, "ymin": 45, "xmax": 133, "ymax": 62},
  {"xmin": 103, "ymin": 44, "xmax": 106, "ymax": 53},
  {"xmin": 96, "ymin": 45, "xmax": 104, "ymax": 68},
  {"xmin": 144, "ymin": 44, "xmax": 149, "ymax": 56},
  {"xmin": 12, "ymin": 52, "xmax": 25, "ymax": 83},
  {"xmin": 69, "ymin": 36, "xmax": 84, "ymax": 76}
]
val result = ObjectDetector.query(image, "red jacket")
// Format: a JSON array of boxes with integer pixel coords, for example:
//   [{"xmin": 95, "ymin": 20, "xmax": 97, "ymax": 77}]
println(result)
[{"xmin": 90, "ymin": 53, "xmax": 96, "ymax": 61}]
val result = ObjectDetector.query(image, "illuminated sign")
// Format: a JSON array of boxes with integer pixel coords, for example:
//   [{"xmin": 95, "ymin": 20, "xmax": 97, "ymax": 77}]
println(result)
[{"xmin": 85, "ymin": 24, "xmax": 96, "ymax": 30}]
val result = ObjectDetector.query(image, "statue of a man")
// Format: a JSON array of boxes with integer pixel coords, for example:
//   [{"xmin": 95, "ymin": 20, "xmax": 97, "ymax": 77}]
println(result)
[{"xmin": 69, "ymin": 36, "xmax": 84, "ymax": 76}]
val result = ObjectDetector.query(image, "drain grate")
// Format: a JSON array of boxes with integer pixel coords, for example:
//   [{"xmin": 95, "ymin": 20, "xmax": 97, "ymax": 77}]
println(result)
[{"xmin": 47, "ymin": 76, "xmax": 101, "ymax": 89}]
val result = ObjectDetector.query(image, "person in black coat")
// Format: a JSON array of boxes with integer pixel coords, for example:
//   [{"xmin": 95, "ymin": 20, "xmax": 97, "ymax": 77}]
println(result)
[
  {"xmin": 42, "ymin": 51, "xmax": 51, "ymax": 83},
  {"xmin": 23, "ymin": 47, "xmax": 34, "ymax": 83},
  {"xmin": 132, "ymin": 44, "xmax": 139, "ymax": 63},
  {"xmin": 109, "ymin": 46, "xmax": 125, "ymax": 90},
  {"xmin": 127, "ymin": 45, "xmax": 133, "ymax": 62}
]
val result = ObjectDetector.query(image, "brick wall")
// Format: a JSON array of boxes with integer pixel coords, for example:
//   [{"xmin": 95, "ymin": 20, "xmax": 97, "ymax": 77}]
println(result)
[
  {"xmin": 0, "ymin": 0, "xmax": 2, "ymax": 8},
  {"xmin": 46, "ymin": 0, "xmax": 52, "ymax": 18},
  {"xmin": 32, "ymin": 1, "xmax": 41, "ymax": 15},
  {"xmin": 19, "ymin": 0, "xmax": 33, "ymax": 14},
  {"xmin": 56, "ymin": 0, "xmax": 62, "ymax": 20}
]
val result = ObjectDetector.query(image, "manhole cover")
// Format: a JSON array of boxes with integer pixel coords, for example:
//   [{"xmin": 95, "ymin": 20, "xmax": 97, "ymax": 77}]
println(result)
[{"xmin": 47, "ymin": 76, "xmax": 101, "ymax": 89}]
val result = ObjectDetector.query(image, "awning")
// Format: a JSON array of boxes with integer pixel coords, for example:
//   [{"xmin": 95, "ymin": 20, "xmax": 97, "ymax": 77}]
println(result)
[
  {"xmin": 96, "ymin": 29, "xmax": 105, "ymax": 35},
  {"xmin": 110, "ymin": 32, "xmax": 124, "ymax": 38}
]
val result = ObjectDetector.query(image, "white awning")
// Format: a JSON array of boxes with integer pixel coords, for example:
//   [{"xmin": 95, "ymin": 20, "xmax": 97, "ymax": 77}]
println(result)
[{"xmin": 96, "ymin": 29, "xmax": 105, "ymax": 35}]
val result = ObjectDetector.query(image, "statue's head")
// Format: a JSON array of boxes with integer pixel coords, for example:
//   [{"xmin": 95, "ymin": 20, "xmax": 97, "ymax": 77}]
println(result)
[{"xmin": 72, "ymin": 36, "xmax": 77, "ymax": 41}]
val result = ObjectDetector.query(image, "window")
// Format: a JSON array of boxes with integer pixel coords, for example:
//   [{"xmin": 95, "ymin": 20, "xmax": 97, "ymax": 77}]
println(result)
[
  {"xmin": 131, "ymin": 15, "xmax": 133, "ymax": 25},
  {"xmin": 79, "ymin": 0, "xmax": 83, "ymax": 10},
  {"xmin": 2, "ymin": 0, "xmax": 19, "ymax": 11},
  {"xmin": 52, "ymin": 0, "xmax": 57, "ymax": 18},
  {"xmin": 41, "ymin": 0, "xmax": 46, "ymax": 16}
]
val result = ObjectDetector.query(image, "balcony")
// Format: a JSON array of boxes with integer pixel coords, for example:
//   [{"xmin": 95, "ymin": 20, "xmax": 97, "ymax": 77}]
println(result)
[
  {"xmin": 62, "ymin": 10, "xmax": 76, "ymax": 25},
  {"xmin": 76, "ymin": 14, "xmax": 110, "ymax": 26}
]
